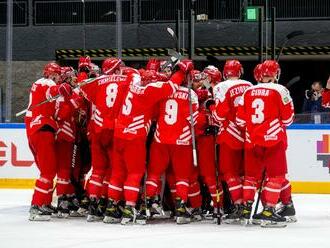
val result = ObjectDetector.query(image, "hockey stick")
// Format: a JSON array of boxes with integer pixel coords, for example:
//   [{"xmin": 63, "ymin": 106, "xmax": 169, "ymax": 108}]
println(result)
[
  {"xmin": 214, "ymin": 143, "xmax": 222, "ymax": 225},
  {"xmin": 187, "ymin": 74, "xmax": 198, "ymax": 167},
  {"xmin": 160, "ymin": 49, "xmax": 183, "ymax": 72},
  {"xmin": 16, "ymin": 77, "xmax": 96, "ymax": 117},
  {"xmin": 253, "ymin": 169, "xmax": 266, "ymax": 216},
  {"xmin": 286, "ymin": 76, "xmax": 301, "ymax": 89},
  {"xmin": 167, "ymin": 27, "xmax": 178, "ymax": 50},
  {"xmin": 276, "ymin": 30, "xmax": 304, "ymax": 62},
  {"xmin": 82, "ymin": 0, "xmax": 86, "ymax": 56},
  {"xmin": 70, "ymin": 143, "xmax": 85, "ymax": 199}
]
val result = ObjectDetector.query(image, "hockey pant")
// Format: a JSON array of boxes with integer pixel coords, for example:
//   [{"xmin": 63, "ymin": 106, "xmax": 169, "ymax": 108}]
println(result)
[
  {"xmin": 146, "ymin": 142, "xmax": 193, "ymax": 202},
  {"xmin": 107, "ymin": 137, "xmax": 146, "ymax": 205},
  {"xmin": 195, "ymin": 135, "xmax": 222, "ymax": 207},
  {"xmin": 243, "ymin": 142, "xmax": 291, "ymax": 207},
  {"xmin": 218, "ymin": 143, "xmax": 244, "ymax": 205},
  {"xmin": 87, "ymin": 129, "xmax": 113, "ymax": 199},
  {"xmin": 55, "ymin": 140, "xmax": 75, "ymax": 196},
  {"xmin": 28, "ymin": 130, "xmax": 57, "ymax": 206}
]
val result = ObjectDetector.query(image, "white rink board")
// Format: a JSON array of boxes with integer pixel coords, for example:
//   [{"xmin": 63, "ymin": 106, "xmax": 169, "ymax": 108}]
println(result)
[
  {"xmin": 287, "ymin": 129, "xmax": 330, "ymax": 182},
  {"xmin": 0, "ymin": 124, "xmax": 330, "ymax": 183}
]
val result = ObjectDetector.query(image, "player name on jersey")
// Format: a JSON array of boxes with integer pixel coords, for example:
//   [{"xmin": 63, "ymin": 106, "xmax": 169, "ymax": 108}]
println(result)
[
  {"xmin": 251, "ymin": 88, "xmax": 270, "ymax": 96},
  {"xmin": 229, "ymin": 85, "xmax": 250, "ymax": 97},
  {"xmin": 172, "ymin": 91, "xmax": 189, "ymax": 100}
]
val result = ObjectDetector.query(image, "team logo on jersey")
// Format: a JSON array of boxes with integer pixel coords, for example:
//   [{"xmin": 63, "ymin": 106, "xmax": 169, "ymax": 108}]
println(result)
[{"xmin": 316, "ymin": 134, "xmax": 330, "ymax": 173}]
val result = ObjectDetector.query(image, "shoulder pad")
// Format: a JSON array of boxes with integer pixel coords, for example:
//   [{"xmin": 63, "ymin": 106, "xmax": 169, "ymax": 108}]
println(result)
[{"xmin": 255, "ymin": 83, "xmax": 293, "ymax": 105}]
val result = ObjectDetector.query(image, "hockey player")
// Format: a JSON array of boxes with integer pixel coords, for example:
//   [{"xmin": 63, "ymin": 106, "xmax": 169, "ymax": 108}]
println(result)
[
  {"xmin": 236, "ymin": 60, "xmax": 294, "ymax": 227},
  {"xmin": 77, "ymin": 57, "xmax": 131, "ymax": 222},
  {"xmin": 188, "ymin": 68, "xmax": 223, "ymax": 222},
  {"xmin": 55, "ymin": 67, "xmax": 79, "ymax": 218},
  {"xmin": 106, "ymin": 60, "xmax": 193, "ymax": 225},
  {"xmin": 146, "ymin": 58, "xmax": 161, "ymax": 72},
  {"xmin": 160, "ymin": 60, "xmax": 173, "ymax": 79},
  {"xmin": 25, "ymin": 62, "xmax": 72, "ymax": 221},
  {"xmin": 145, "ymin": 62, "xmax": 198, "ymax": 225},
  {"xmin": 208, "ymin": 60, "xmax": 252, "ymax": 224},
  {"xmin": 77, "ymin": 56, "xmax": 92, "ymax": 82},
  {"xmin": 249, "ymin": 64, "xmax": 297, "ymax": 225}
]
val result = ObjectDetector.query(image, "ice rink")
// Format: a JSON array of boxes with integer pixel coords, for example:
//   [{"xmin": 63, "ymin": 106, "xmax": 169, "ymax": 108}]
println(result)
[{"xmin": 0, "ymin": 189, "xmax": 329, "ymax": 248}]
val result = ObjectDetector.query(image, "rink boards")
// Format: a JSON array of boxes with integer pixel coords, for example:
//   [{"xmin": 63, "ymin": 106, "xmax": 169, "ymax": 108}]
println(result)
[{"xmin": 0, "ymin": 123, "xmax": 329, "ymax": 193}]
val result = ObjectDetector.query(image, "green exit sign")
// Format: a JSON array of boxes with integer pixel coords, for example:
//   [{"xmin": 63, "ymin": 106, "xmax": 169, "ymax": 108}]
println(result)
[{"xmin": 245, "ymin": 7, "xmax": 259, "ymax": 22}]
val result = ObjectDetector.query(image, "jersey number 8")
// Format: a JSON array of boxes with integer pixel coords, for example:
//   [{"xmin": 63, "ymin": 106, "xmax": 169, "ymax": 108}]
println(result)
[{"xmin": 106, "ymin": 83, "xmax": 118, "ymax": 108}]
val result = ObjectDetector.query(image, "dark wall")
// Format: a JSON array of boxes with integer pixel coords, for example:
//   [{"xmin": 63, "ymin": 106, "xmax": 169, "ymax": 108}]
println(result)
[{"xmin": 1, "ymin": 20, "xmax": 330, "ymax": 61}]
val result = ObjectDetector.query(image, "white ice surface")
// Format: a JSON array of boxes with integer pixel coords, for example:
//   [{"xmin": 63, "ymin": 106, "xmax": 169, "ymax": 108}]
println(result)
[{"xmin": 0, "ymin": 190, "xmax": 329, "ymax": 248}]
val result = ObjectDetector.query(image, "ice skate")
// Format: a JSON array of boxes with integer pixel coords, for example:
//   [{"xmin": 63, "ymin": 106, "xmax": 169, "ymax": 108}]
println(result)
[
  {"xmin": 77, "ymin": 195, "xmax": 90, "ymax": 216},
  {"xmin": 240, "ymin": 202, "xmax": 253, "ymax": 225},
  {"xmin": 121, "ymin": 205, "xmax": 137, "ymax": 225},
  {"xmin": 29, "ymin": 205, "xmax": 52, "ymax": 221},
  {"xmin": 146, "ymin": 196, "xmax": 167, "ymax": 219},
  {"xmin": 135, "ymin": 204, "xmax": 147, "ymax": 225},
  {"xmin": 86, "ymin": 198, "xmax": 103, "ymax": 222},
  {"xmin": 223, "ymin": 204, "xmax": 243, "ymax": 224},
  {"xmin": 57, "ymin": 195, "xmax": 70, "ymax": 218},
  {"xmin": 188, "ymin": 207, "xmax": 203, "ymax": 222},
  {"xmin": 175, "ymin": 199, "xmax": 191, "ymax": 224},
  {"xmin": 68, "ymin": 196, "xmax": 82, "ymax": 217},
  {"xmin": 276, "ymin": 201, "xmax": 297, "ymax": 223},
  {"xmin": 103, "ymin": 199, "xmax": 122, "ymax": 224},
  {"xmin": 260, "ymin": 207, "xmax": 287, "ymax": 228}
]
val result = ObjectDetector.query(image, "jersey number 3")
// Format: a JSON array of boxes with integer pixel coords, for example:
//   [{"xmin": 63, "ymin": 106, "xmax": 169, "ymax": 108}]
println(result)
[{"xmin": 251, "ymin": 98, "xmax": 265, "ymax": 124}]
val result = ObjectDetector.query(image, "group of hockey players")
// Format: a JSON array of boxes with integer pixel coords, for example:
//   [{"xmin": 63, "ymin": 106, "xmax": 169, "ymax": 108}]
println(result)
[{"xmin": 25, "ymin": 54, "xmax": 297, "ymax": 228}]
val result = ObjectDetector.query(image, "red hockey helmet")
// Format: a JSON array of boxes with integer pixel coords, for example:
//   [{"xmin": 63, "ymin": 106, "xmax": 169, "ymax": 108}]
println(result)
[
  {"xmin": 146, "ymin": 58, "xmax": 160, "ymax": 72},
  {"xmin": 43, "ymin": 62, "xmax": 61, "ymax": 78},
  {"xmin": 253, "ymin": 64, "xmax": 263, "ymax": 82},
  {"xmin": 122, "ymin": 67, "xmax": 141, "ymax": 85},
  {"xmin": 60, "ymin": 66, "xmax": 76, "ymax": 82},
  {"xmin": 121, "ymin": 66, "xmax": 140, "ymax": 76},
  {"xmin": 261, "ymin": 60, "xmax": 281, "ymax": 80},
  {"xmin": 203, "ymin": 65, "xmax": 222, "ymax": 83},
  {"xmin": 223, "ymin": 60, "xmax": 243, "ymax": 79},
  {"xmin": 102, "ymin": 57, "xmax": 122, "ymax": 75},
  {"xmin": 78, "ymin": 56, "xmax": 91, "ymax": 69}
]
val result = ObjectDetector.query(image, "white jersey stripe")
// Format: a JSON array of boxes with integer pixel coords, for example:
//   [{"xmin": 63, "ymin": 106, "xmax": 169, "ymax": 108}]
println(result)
[{"xmin": 227, "ymin": 128, "xmax": 244, "ymax": 142}]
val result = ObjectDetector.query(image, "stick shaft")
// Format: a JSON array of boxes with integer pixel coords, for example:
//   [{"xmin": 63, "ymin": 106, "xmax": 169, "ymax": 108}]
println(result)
[{"xmin": 187, "ymin": 75, "xmax": 198, "ymax": 167}]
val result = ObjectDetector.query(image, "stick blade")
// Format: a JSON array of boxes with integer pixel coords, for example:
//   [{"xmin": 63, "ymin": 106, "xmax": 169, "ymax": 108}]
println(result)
[
  {"xmin": 166, "ymin": 27, "xmax": 175, "ymax": 38},
  {"xmin": 15, "ymin": 109, "xmax": 27, "ymax": 117}
]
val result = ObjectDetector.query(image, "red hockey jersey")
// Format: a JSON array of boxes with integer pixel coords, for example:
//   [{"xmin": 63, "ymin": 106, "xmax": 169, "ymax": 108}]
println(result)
[
  {"xmin": 154, "ymin": 86, "xmax": 199, "ymax": 145},
  {"xmin": 114, "ymin": 70, "xmax": 185, "ymax": 141},
  {"xmin": 211, "ymin": 79, "xmax": 252, "ymax": 149},
  {"xmin": 25, "ymin": 78, "xmax": 60, "ymax": 136},
  {"xmin": 322, "ymin": 89, "xmax": 330, "ymax": 108},
  {"xmin": 192, "ymin": 88, "xmax": 213, "ymax": 137},
  {"xmin": 79, "ymin": 74, "xmax": 131, "ymax": 133},
  {"xmin": 54, "ymin": 96, "xmax": 76, "ymax": 142},
  {"xmin": 236, "ymin": 83, "xmax": 294, "ymax": 148}
]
